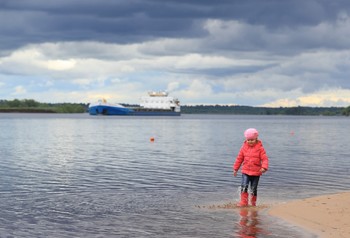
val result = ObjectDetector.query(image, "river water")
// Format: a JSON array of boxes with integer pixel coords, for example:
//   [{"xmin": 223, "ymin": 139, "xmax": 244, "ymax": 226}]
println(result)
[{"xmin": 0, "ymin": 113, "xmax": 349, "ymax": 237}]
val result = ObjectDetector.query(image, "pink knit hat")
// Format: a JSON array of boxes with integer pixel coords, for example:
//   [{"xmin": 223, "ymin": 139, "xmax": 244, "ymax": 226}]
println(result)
[{"xmin": 244, "ymin": 128, "xmax": 259, "ymax": 139}]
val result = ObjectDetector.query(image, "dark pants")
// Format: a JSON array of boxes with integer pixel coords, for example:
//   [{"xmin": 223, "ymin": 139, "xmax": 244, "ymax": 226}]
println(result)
[{"xmin": 241, "ymin": 173, "xmax": 260, "ymax": 196}]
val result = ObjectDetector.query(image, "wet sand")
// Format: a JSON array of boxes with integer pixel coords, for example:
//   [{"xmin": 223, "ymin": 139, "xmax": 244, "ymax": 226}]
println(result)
[{"xmin": 269, "ymin": 192, "xmax": 350, "ymax": 238}]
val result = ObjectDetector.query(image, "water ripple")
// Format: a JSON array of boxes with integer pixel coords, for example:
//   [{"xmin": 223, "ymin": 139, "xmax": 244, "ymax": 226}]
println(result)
[{"xmin": 0, "ymin": 114, "xmax": 349, "ymax": 237}]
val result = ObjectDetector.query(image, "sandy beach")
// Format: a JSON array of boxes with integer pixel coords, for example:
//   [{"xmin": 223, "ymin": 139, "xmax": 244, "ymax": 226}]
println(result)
[{"xmin": 269, "ymin": 192, "xmax": 350, "ymax": 238}]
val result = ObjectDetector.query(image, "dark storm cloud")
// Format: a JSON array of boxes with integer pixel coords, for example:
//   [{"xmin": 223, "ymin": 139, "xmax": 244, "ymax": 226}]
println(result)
[
  {"xmin": 171, "ymin": 63, "xmax": 277, "ymax": 77},
  {"xmin": 0, "ymin": 0, "xmax": 206, "ymax": 51},
  {"xmin": 2, "ymin": 0, "xmax": 350, "ymax": 52},
  {"xmin": 1, "ymin": 0, "xmax": 350, "ymax": 106}
]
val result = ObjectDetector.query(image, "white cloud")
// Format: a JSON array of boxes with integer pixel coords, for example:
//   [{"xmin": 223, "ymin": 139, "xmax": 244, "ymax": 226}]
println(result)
[
  {"xmin": 13, "ymin": 85, "xmax": 27, "ymax": 95},
  {"xmin": 1, "ymin": 17, "xmax": 350, "ymax": 107},
  {"xmin": 46, "ymin": 59, "xmax": 76, "ymax": 71},
  {"xmin": 176, "ymin": 79, "xmax": 214, "ymax": 104},
  {"xmin": 261, "ymin": 88, "xmax": 350, "ymax": 107},
  {"xmin": 166, "ymin": 81, "xmax": 180, "ymax": 92}
]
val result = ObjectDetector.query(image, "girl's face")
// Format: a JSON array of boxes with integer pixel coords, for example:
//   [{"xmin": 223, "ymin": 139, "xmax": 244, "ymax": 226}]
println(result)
[{"xmin": 246, "ymin": 138, "xmax": 258, "ymax": 146}]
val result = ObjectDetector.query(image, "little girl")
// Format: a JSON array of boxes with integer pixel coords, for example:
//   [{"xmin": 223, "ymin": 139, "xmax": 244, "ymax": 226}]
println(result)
[{"xmin": 233, "ymin": 128, "xmax": 269, "ymax": 206}]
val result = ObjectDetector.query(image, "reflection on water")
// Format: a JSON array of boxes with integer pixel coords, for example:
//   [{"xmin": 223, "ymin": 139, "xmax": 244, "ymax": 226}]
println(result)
[
  {"xmin": 235, "ymin": 208, "xmax": 269, "ymax": 238},
  {"xmin": 233, "ymin": 206, "xmax": 317, "ymax": 238},
  {"xmin": 0, "ymin": 114, "xmax": 349, "ymax": 237},
  {"xmin": 195, "ymin": 200, "xmax": 315, "ymax": 238}
]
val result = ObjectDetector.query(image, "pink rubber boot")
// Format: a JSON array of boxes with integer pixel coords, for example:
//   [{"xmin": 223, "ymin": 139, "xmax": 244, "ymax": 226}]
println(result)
[
  {"xmin": 251, "ymin": 195, "xmax": 257, "ymax": 206},
  {"xmin": 237, "ymin": 192, "xmax": 249, "ymax": 207}
]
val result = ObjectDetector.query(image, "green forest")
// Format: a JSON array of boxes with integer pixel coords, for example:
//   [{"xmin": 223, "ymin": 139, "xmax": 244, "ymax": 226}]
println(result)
[
  {"xmin": 1, "ymin": 99, "xmax": 350, "ymax": 116},
  {"xmin": 0, "ymin": 99, "xmax": 86, "ymax": 113},
  {"xmin": 181, "ymin": 104, "xmax": 350, "ymax": 116}
]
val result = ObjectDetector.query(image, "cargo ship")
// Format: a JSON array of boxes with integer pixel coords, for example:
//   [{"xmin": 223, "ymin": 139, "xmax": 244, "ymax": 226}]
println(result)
[{"xmin": 88, "ymin": 91, "xmax": 181, "ymax": 116}]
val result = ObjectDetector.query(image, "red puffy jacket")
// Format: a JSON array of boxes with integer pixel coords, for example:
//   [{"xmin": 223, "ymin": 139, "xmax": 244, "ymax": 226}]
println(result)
[{"xmin": 233, "ymin": 140, "xmax": 269, "ymax": 176}]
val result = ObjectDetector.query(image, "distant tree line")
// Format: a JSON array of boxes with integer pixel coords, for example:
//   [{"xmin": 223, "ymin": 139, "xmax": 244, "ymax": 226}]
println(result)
[
  {"xmin": 343, "ymin": 106, "xmax": 350, "ymax": 116},
  {"xmin": 181, "ymin": 105, "xmax": 350, "ymax": 116},
  {"xmin": 0, "ymin": 99, "xmax": 87, "ymax": 113},
  {"xmin": 1, "ymin": 99, "xmax": 349, "ymax": 116}
]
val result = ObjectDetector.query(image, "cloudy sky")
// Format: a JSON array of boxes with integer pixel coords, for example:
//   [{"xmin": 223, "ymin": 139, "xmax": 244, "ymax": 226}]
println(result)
[{"xmin": 1, "ymin": 0, "xmax": 350, "ymax": 107}]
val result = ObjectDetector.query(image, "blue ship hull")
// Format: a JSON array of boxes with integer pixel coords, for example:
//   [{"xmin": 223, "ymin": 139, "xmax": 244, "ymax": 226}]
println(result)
[
  {"xmin": 89, "ymin": 105, "xmax": 180, "ymax": 116},
  {"xmin": 89, "ymin": 105, "xmax": 131, "ymax": 115}
]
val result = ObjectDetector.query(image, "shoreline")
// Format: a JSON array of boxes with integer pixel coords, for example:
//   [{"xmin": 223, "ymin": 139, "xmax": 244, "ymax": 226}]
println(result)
[
  {"xmin": 268, "ymin": 192, "xmax": 350, "ymax": 238},
  {"xmin": 0, "ymin": 109, "xmax": 56, "ymax": 113}
]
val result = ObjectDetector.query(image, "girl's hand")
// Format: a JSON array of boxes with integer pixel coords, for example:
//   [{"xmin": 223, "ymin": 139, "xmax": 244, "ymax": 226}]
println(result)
[
  {"xmin": 260, "ymin": 168, "xmax": 267, "ymax": 173},
  {"xmin": 233, "ymin": 170, "xmax": 238, "ymax": 177}
]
